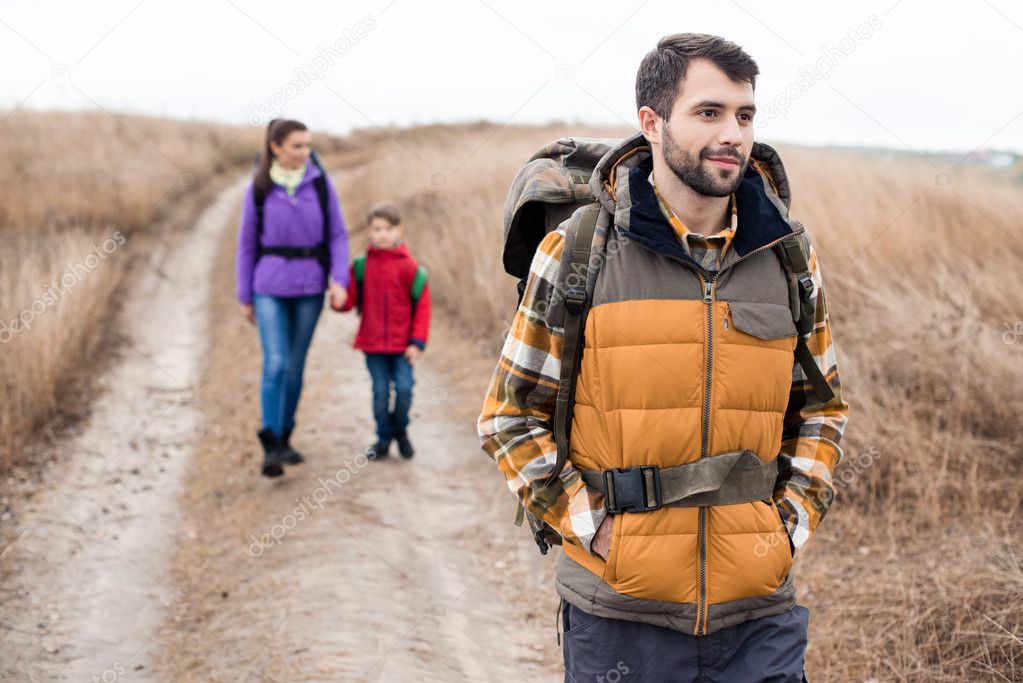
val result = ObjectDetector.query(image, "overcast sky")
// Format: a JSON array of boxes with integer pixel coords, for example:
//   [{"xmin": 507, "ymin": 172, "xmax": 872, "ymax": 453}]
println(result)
[{"xmin": 2, "ymin": 0, "xmax": 1021, "ymax": 154}]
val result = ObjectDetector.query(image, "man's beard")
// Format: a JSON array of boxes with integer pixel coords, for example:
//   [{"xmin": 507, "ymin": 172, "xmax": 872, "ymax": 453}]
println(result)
[{"xmin": 662, "ymin": 128, "xmax": 748, "ymax": 197}]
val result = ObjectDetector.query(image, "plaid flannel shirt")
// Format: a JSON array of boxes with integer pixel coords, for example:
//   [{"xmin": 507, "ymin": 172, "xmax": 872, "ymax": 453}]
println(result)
[{"xmin": 478, "ymin": 197, "xmax": 850, "ymax": 556}]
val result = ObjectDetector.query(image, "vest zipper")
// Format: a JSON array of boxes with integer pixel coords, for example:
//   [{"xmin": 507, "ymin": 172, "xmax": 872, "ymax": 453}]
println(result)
[
  {"xmin": 695, "ymin": 232, "xmax": 802, "ymax": 635},
  {"xmin": 697, "ymin": 275, "xmax": 716, "ymax": 635}
]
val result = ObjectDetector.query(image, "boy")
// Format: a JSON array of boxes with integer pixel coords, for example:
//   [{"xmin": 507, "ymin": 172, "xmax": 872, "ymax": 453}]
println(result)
[{"xmin": 342, "ymin": 201, "xmax": 431, "ymax": 459}]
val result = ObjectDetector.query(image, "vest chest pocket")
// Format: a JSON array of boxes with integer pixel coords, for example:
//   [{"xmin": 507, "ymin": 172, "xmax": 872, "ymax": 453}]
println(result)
[{"xmin": 725, "ymin": 301, "xmax": 797, "ymax": 340}]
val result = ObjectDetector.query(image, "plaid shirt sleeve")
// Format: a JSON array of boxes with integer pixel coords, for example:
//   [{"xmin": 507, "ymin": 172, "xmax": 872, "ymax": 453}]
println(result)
[
  {"xmin": 477, "ymin": 228, "xmax": 608, "ymax": 555},
  {"xmin": 774, "ymin": 243, "xmax": 851, "ymax": 554}
]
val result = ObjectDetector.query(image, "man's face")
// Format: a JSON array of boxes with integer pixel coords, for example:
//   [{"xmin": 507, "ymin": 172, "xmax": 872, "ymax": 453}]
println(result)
[{"xmin": 646, "ymin": 58, "xmax": 756, "ymax": 197}]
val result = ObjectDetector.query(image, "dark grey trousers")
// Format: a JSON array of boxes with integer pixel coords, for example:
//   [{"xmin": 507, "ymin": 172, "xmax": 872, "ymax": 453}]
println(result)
[{"xmin": 561, "ymin": 599, "xmax": 810, "ymax": 682}]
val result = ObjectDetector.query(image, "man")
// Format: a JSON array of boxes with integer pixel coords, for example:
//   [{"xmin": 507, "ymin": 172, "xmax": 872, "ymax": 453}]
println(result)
[{"xmin": 478, "ymin": 33, "xmax": 849, "ymax": 681}]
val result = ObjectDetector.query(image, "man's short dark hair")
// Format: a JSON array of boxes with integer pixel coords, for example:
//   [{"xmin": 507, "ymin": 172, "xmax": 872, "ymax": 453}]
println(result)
[{"xmin": 636, "ymin": 33, "xmax": 759, "ymax": 119}]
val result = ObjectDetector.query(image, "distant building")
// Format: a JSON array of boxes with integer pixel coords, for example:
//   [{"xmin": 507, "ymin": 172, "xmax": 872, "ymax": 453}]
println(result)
[{"xmin": 947, "ymin": 150, "xmax": 1018, "ymax": 168}]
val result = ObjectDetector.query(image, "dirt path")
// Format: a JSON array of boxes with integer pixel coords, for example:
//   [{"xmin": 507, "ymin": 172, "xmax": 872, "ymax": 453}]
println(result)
[
  {"xmin": 161, "ymin": 311, "xmax": 556, "ymax": 681},
  {"xmin": 2, "ymin": 178, "xmax": 563, "ymax": 681},
  {"xmin": 0, "ymin": 179, "xmax": 246, "ymax": 680}
]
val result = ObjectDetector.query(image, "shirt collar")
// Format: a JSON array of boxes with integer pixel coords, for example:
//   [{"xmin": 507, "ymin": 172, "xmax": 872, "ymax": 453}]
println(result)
[
  {"xmin": 648, "ymin": 170, "xmax": 738, "ymax": 247},
  {"xmin": 269, "ymin": 159, "xmax": 307, "ymax": 197}
]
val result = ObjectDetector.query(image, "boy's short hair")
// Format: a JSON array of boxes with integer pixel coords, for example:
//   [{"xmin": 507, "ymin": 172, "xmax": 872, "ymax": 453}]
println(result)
[{"xmin": 367, "ymin": 201, "xmax": 402, "ymax": 226}]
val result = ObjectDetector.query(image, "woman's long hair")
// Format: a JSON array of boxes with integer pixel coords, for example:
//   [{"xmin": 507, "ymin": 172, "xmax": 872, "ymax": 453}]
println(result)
[{"xmin": 253, "ymin": 119, "xmax": 308, "ymax": 197}]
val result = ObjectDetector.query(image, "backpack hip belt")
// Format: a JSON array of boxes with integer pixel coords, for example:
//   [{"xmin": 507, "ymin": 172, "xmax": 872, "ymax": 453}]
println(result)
[
  {"xmin": 579, "ymin": 449, "xmax": 780, "ymax": 514},
  {"xmin": 258, "ymin": 244, "xmax": 329, "ymax": 261}
]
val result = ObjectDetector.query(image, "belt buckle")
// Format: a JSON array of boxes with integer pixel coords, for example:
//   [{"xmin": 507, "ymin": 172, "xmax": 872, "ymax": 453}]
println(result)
[
  {"xmin": 603, "ymin": 465, "xmax": 662, "ymax": 514},
  {"xmin": 564, "ymin": 287, "xmax": 586, "ymax": 314}
]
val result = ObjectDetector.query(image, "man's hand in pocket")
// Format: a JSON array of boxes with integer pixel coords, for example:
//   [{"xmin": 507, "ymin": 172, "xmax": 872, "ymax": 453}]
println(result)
[{"xmin": 591, "ymin": 514, "xmax": 614, "ymax": 561}]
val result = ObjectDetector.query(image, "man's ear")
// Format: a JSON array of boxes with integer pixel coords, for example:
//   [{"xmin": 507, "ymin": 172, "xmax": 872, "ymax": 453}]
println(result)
[{"xmin": 638, "ymin": 106, "xmax": 662, "ymax": 145}]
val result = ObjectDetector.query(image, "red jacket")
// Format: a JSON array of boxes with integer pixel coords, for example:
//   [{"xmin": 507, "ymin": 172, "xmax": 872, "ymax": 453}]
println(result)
[{"xmin": 341, "ymin": 242, "xmax": 431, "ymax": 353}]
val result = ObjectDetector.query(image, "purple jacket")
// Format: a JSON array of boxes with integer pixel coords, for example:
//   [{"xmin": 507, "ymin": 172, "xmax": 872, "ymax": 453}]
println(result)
[{"xmin": 235, "ymin": 159, "xmax": 350, "ymax": 304}]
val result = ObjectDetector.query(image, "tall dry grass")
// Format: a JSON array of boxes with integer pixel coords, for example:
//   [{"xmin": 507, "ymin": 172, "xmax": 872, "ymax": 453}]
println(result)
[
  {"xmin": 0, "ymin": 111, "xmax": 269, "ymax": 468},
  {"xmin": 337, "ymin": 122, "xmax": 1023, "ymax": 681},
  {"xmin": 0, "ymin": 111, "xmax": 264, "ymax": 235}
]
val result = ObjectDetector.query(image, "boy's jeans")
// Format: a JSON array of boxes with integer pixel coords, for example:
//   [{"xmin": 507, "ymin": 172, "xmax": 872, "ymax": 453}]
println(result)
[
  {"xmin": 364, "ymin": 352, "xmax": 415, "ymax": 443},
  {"xmin": 253, "ymin": 293, "xmax": 324, "ymax": 436}
]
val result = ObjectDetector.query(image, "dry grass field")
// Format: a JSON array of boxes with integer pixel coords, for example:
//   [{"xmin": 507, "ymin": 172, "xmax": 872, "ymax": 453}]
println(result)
[
  {"xmin": 338, "ymin": 123, "xmax": 1023, "ymax": 681},
  {"xmin": 1, "ymin": 112, "xmax": 1020, "ymax": 681}
]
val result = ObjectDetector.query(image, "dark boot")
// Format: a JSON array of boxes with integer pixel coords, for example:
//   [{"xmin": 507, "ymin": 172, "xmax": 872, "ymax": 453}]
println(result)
[
  {"xmin": 365, "ymin": 438, "xmax": 390, "ymax": 460},
  {"xmin": 257, "ymin": 428, "xmax": 285, "ymax": 477},
  {"xmin": 395, "ymin": 431, "xmax": 415, "ymax": 459},
  {"xmin": 281, "ymin": 426, "xmax": 304, "ymax": 465}
]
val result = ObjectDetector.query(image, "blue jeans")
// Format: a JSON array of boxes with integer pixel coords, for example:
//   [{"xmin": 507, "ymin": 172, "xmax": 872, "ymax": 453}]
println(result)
[
  {"xmin": 364, "ymin": 352, "xmax": 415, "ymax": 443},
  {"xmin": 253, "ymin": 293, "xmax": 323, "ymax": 436},
  {"xmin": 561, "ymin": 600, "xmax": 809, "ymax": 682}
]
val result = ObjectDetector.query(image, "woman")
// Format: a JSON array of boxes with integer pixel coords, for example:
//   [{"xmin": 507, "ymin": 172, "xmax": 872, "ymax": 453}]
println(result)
[{"xmin": 236, "ymin": 119, "xmax": 349, "ymax": 477}]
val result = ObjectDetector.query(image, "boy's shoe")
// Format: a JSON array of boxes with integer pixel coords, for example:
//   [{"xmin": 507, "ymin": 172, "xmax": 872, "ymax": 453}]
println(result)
[
  {"xmin": 281, "ymin": 426, "xmax": 304, "ymax": 465},
  {"xmin": 366, "ymin": 439, "xmax": 390, "ymax": 460},
  {"xmin": 395, "ymin": 432, "xmax": 415, "ymax": 459},
  {"xmin": 257, "ymin": 428, "xmax": 285, "ymax": 478}
]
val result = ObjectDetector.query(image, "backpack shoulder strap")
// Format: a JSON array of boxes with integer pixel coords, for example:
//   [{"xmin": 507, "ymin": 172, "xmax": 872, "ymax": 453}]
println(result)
[
  {"xmin": 778, "ymin": 232, "xmax": 836, "ymax": 404},
  {"xmin": 310, "ymin": 154, "xmax": 330, "ymax": 227},
  {"xmin": 520, "ymin": 201, "xmax": 601, "ymax": 555},
  {"xmin": 547, "ymin": 201, "xmax": 601, "ymax": 489},
  {"xmin": 353, "ymin": 255, "xmax": 367, "ymax": 284},
  {"xmin": 253, "ymin": 185, "xmax": 267, "ymax": 251},
  {"xmin": 410, "ymin": 264, "xmax": 428, "ymax": 302},
  {"xmin": 310, "ymin": 152, "xmax": 332, "ymax": 272},
  {"xmin": 352, "ymin": 255, "xmax": 367, "ymax": 312}
]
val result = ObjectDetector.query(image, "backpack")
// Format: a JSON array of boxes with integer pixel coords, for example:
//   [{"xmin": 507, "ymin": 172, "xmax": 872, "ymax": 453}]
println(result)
[
  {"xmin": 253, "ymin": 149, "xmax": 331, "ymax": 274},
  {"xmin": 501, "ymin": 137, "xmax": 835, "ymax": 555},
  {"xmin": 351, "ymin": 255, "xmax": 429, "ymax": 314}
]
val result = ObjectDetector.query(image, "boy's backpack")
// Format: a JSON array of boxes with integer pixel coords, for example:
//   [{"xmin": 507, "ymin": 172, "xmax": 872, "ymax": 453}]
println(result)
[
  {"xmin": 351, "ymin": 255, "xmax": 428, "ymax": 315},
  {"xmin": 501, "ymin": 136, "xmax": 835, "ymax": 555},
  {"xmin": 253, "ymin": 149, "xmax": 332, "ymax": 274}
]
